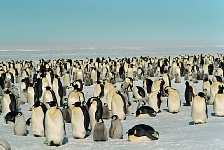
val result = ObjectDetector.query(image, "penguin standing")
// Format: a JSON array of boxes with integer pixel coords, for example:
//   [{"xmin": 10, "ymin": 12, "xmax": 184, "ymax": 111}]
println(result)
[
  {"xmin": 27, "ymin": 83, "xmax": 37, "ymax": 109},
  {"xmin": 93, "ymin": 81, "xmax": 104, "ymax": 98},
  {"xmin": 184, "ymin": 81, "xmax": 194, "ymax": 106},
  {"xmin": 191, "ymin": 92, "xmax": 208, "ymax": 124},
  {"xmin": 87, "ymin": 97, "xmax": 103, "ymax": 130},
  {"xmin": 132, "ymin": 86, "xmax": 146, "ymax": 100},
  {"xmin": 52, "ymin": 75, "xmax": 63, "ymax": 107},
  {"xmin": 61, "ymin": 102, "xmax": 71, "ymax": 123},
  {"xmin": 31, "ymin": 101, "xmax": 47, "ymax": 137},
  {"xmin": 111, "ymin": 91, "xmax": 126, "ymax": 120},
  {"xmin": 2, "ymin": 89, "xmax": 17, "ymax": 117},
  {"xmin": 71, "ymin": 102, "xmax": 90, "ymax": 139},
  {"xmin": 143, "ymin": 78, "xmax": 153, "ymax": 96},
  {"xmin": 43, "ymin": 86, "xmax": 57, "ymax": 109},
  {"xmin": 14, "ymin": 112, "xmax": 27, "ymax": 136},
  {"xmin": 109, "ymin": 115, "xmax": 123, "ymax": 139},
  {"xmin": 102, "ymin": 103, "xmax": 111, "ymax": 119},
  {"xmin": 148, "ymin": 91, "xmax": 161, "ymax": 113},
  {"xmin": 164, "ymin": 87, "xmax": 181, "ymax": 113},
  {"xmin": 93, "ymin": 119, "xmax": 108, "ymax": 141},
  {"xmin": 127, "ymin": 124, "xmax": 159, "ymax": 142},
  {"xmin": 213, "ymin": 85, "xmax": 224, "ymax": 117},
  {"xmin": 45, "ymin": 101, "xmax": 65, "ymax": 146}
]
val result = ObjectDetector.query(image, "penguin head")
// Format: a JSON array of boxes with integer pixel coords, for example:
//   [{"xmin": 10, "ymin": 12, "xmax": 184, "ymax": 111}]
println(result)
[
  {"xmin": 73, "ymin": 102, "xmax": 82, "ymax": 107},
  {"xmin": 127, "ymin": 128, "xmax": 135, "ymax": 136},
  {"xmin": 46, "ymin": 101, "xmax": 58, "ymax": 107},
  {"xmin": 198, "ymin": 92, "xmax": 205, "ymax": 98},
  {"xmin": 185, "ymin": 81, "xmax": 189, "ymax": 86},
  {"xmin": 45, "ymin": 86, "xmax": 51, "ymax": 91},
  {"xmin": 111, "ymin": 115, "xmax": 119, "ymax": 120},
  {"xmin": 17, "ymin": 112, "xmax": 23, "ymax": 117},
  {"xmin": 33, "ymin": 100, "xmax": 41, "ymax": 108}
]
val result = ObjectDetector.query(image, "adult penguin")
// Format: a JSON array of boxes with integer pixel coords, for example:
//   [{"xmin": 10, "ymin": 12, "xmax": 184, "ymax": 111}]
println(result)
[
  {"xmin": 148, "ymin": 91, "xmax": 161, "ymax": 113},
  {"xmin": 184, "ymin": 81, "xmax": 194, "ymax": 106},
  {"xmin": 93, "ymin": 119, "xmax": 108, "ymax": 141},
  {"xmin": 191, "ymin": 92, "xmax": 208, "ymax": 124},
  {"xmin": 2, "ymin": 89, "xmax": 17, "ymax": 116},
  {"xmin": 93, "ymin": 81, "xmax": 104, "ymax": 98},
  {"xmin": 132, "ymin": 86, "xmax": 146, "ymax": 100},
  {"xmin": 127, "ymin": 124, "xmax": 159, "ymax": 142},
  {"xmin": 87, "ymin": 97, "xmax": 103, "ymax": 130},
  {"xmin": 124, "ymin": 77, "xmax": 133, "ymax": 92},
  {"xmin": 164, "ymin": 87, "xmax": 181, "ymax": 113},
  {"xmin": 52, "ymin": 75, "xmax": 63, "ymax": 107},
  {"xmin": 111, "ymin": 90, "xmax": 126, "ymax": 120},
  {"xmin": 31, "ymin": 100, "xmax": 47, "ymax": 137},
  {"xmin": 14, "ymin": 112, "xmax": 28, "ymax": 136},
  {"xmin": 67, "ymin": 84, "xmax": 85, "ymax": 110},
  {"xmin": 109, "ymin": 115, "xmax": 123, "ymax": 139},
  {"xmin": 143, "ymin": 78, "xmax": 153, "ymax": 96},
  {"xmin": 136, "ymin": 106, "xmax": 157, "ymax": 118},
  {"xmin": 71, "ymin": 102, "xmax": 90, "ymax": 139},
  {"xmin": 43, "ymin": 86, "xmax": 57, "ymax": 109},
  {"xmin": 27, "ymin": 83, "xmax": 38, "ymax": 109},
  {"xmin": 63, "ymin": 71, "xmax": 71, "ymax": 89},
  {"xmin": 203, "ymin": 77, "xmax": 212, "ymax": 102},
  {"xmin": 45, "ymin": 101, "xmax": 65, "ymax": 146},
  {"xmin": 213, "ymin": 85, "xmax": 224, "ymax": 117}
]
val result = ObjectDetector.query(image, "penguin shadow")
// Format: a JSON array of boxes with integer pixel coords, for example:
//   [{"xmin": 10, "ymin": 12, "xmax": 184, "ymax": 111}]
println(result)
[
  {"xmin": 211, "ymin": 113, "xmax": 216, "ymax": 117},
  {"xmin": 62, "ymin": 137, "xmax": 69, "ymax": 145},
  {"xmin": 163, "ymin": 109, "xmax": 169, "ymax": 112},
  {"xmin": 188, "ymin": 121, "xmax": 195, "ymax": 125}
]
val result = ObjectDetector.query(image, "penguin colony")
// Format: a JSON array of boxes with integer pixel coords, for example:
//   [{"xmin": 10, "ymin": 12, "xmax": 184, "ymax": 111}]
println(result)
[{"xmin": 0, "ymin": 53, "xmax": 224, "ymax": 147}]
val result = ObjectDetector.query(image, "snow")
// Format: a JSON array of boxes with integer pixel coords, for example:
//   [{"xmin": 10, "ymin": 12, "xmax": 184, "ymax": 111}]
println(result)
[{"xmin": 1, "ymin": 49, "xmax": 224, "ymax": 150}]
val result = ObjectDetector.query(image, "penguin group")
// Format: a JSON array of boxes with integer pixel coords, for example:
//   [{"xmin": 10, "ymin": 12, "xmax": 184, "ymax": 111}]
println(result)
[{"xmin": 1, "ymin": 53, "xmax": 224, "ymax": 147}]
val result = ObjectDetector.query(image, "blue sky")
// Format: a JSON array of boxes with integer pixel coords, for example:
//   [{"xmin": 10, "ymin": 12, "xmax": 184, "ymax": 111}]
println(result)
[{"xmin": 0, "ymin": 0, "xmax": 224, "ymax": 49}]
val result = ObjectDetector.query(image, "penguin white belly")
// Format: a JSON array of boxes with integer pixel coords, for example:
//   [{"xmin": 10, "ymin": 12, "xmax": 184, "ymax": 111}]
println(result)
[
  {"xmin": 53, "ymin": 81, "xmax": 60, "ymax": 105},
  {"xmin": 106, "ymin": 88, "xmax": 116, "ymax": 111},
  {"xmin": 168, "ymin": 93, "xmax": 180, "ymax": 112},
  {"xmin": 214, "ymin": 94, "xmax": 224, "ymax": 116},
  {"xmin": 72, "ymin": 107, "xmax": 86, "ymax": 138},
  {"xmin": 43, "ymin": 91, "xmax": 53, "ymax": 107},
  {"xmin": 93, "ymin": 85, "xmax": 101, "ymax": 97},
  {"xmin": 63, "ymin": 75, "xmax": 70, "ymax": 87},
  {"xmin": 45, "ymin": 109, "xmax": 64, "ymax": 145},
  {"xmin": 148, "ymin": 93, "xmax": 159, "ymax": 113},
  {"xmin": 27, "ymin": 88, "xmax": 35, "ymax": 107},
  {"xmin": 2, "ymin": 94, "xmax": 11, "ymax": 116},
  {"xmin": 128, "ymin": 135, "xmax": 150, "ymax": 142},
  {"xmin": 192, "ymin": 101, "xmax": 206, "ymax": 123},
  {"xmin": 111, "ymin": 94, "xmax": 125, "ymax": 120},
  {"xmin": 31, "ymin": 107, "xmax": 45, "ymax": 136},
  {"xmin": 89, "ymin": 105, "xmax": 97, "ymax": 130},
  {"xmin": 68, "ymin": 92, "xmax": 80, "ymax": 110},
  {"xmin": 14, "ymin": 115, "xmax": 27, "ymax": 136}
]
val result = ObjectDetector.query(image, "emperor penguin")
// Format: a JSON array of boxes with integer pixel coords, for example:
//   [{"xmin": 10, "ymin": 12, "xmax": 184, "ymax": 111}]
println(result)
[
  {"xmin": 45, "ymin": 101, "xmax": 65, "ymax": 146},
  {"xmin": 202, "ymin": 78, "xmax": 212, "ymax": 102},
  {"xmin": 67, "ymin": 84, "xmax": 85, "ymax": 110},
  {"xmin": 61, "ymin": 102, "xmax": 71, "ymax": 123},
  {"xmin": 209, "ymin": 81, "xmax": 223, "ymax": 105},
  {"xmin": 63, "ymin": 71, "xmax": 71, "ymax": 89},
  {"xmin": 191, "ymin": 92, "xmax": 208, "ymax": 124},
  {"xmin": 31, "ymin": 100, "xmax": 47, "ymax": 137},
  {"xmin": 52, "ymin": 75, "xmax": 63, "ymax": 107},
  {"xmin": 27, "ymin": 83, "xmax": 38, "ymax": 109},
  {"xmin": 109, "ymin": 115, "xmax": 123, "ymax": 139},
  {"xmin": 184, "ymin": 81, "xmax": 194, "ymax": 106},
  {"xmin": 43, "ymin": 86, "xmax": 57, "ymax": 109},
  {"xmin": 148, "ymin": 91, "xmax": 162, "ymax": 113},
  {"xmin": 93, "ymin": 119, "xmax": 108, "ymax": 141},
  {"xmin": 143, "ymin": 78, "xmax": 153, "ymax": 96},
  {"xmin": 127, "ymin": 124, "xmax": 159, "ymax": 142},
  {"xmin": 102, "ymin": 103, "xmax": 111, "ymax": 119},
  {"xmin": 14, "ymin": 112, "xmax": 28, "ymax": 136},
  {"xmin": 164, "ymin": 87, "xmax": 181, "ymax": 113},
  {"xmin": 93, "ymin": 81, "xmax": 104, "ymax": 98},
  {"xmin": 0, "ymin": 139, "xmax": 11, "ymax": 150},
  {"xmin": 213, "ymin": 85, "xmax": 224, "ymax": 117},
  {"xmin": 71, "ymin": 102, "xmax": 90, "ymax": 139},
  {"xmin": 111, "ymin": 90, "xmax": 126, "ymax": 120},
  {"xmin": 132, "ymin": 86, "xmax": 146, "ymax": 100},
  {"xmin": 124, "ymin": 77, "xmax": 133, "ymax": 92},
  {"xmin": 136, "ymin": 106, "xmax": 157, "ymax": 118},
  {"xmin": 87, "ymin": 97, "xmax": 103, "ymax": 130},
  {"xmin": 2, "ymin": 89, "xmax": 17, "ymax": 116},
  {"xmin": 4, "ymin": 111, "xmax": 18, "ymax": 124}
]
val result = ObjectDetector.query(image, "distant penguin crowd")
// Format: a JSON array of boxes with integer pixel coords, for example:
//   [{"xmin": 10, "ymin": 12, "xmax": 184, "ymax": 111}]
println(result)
[{"xmin": 0, "ymin": 53, "xmax": 224, "ymax": 147}]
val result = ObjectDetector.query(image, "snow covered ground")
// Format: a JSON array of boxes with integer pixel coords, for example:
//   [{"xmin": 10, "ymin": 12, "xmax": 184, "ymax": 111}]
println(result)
[{"xmin": 0, "ymin": 48, "xmax": 224, "ymax": 150}]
